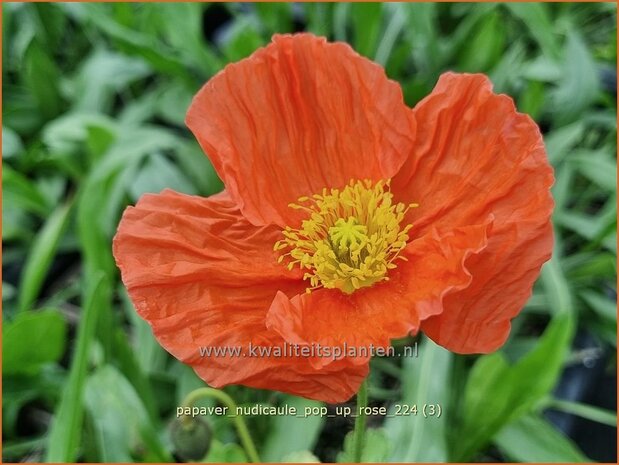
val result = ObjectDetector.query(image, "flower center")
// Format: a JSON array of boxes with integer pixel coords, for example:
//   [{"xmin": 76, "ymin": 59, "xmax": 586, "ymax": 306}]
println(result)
[{"xmin": 274, "ymin": 179, "xmax": 418, "ymax": 294}]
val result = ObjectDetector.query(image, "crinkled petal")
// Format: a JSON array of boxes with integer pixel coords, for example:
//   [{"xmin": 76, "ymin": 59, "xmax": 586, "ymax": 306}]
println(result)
[
  {"xmin": 392, "ymin": 73, "xmax": 554, "ymax": 353},
  {"xmin": 186, "ymin": 33, "xmax": 416, "ymax": 227},
  {"xmin": 421, "ymin": 220, "xmax": 553, "ymax": 353},
  {"xmin": 113, "ymin": 189, "xmax": 365, "ymax": 403},
  {"xmin": 266, "ymin": 222, "xmax": 490, "ymax": 368},
  {"xmin": 113, "ymin": 189, "xmax": 299, "ymax": 287}
]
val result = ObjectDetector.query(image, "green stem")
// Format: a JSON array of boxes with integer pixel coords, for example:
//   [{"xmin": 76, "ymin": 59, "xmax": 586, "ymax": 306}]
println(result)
[
  {"xmin": 352, "ymin": 379, "xmax": 369, "ymax": 462},
  {"xmin": 181, "ymin": 388, "xmax": 260, "ymax": 463}
]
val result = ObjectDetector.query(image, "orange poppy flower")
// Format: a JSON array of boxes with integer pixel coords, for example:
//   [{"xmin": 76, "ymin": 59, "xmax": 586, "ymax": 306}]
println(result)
[{"xmin": 113, "ymin": 33, "xmax": 553, "ymax": 403}]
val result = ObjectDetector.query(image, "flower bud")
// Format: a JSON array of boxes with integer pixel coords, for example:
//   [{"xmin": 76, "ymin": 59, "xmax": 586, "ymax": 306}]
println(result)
[{"xmin": 170, "ymin": 417, "xmax": 212, "ymax": 461}]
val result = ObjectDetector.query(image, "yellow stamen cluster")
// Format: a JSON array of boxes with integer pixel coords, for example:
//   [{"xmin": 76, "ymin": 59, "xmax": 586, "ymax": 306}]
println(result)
[{"xmin": 274, "ymin": 179, "xmax": 418, "ymax": 294}]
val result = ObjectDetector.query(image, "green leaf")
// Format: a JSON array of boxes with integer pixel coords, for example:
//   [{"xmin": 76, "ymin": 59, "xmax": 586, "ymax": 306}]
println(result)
[
  {"xmin": 3, "ymin": 368, "xmax": 65, "ymax": 437},
  {"xmin": 3, "ymin": 281, "xmax": 16, "ymax": 301},
  {"xmin": 84, "ymin": 365, "xmax": 172, "ymax": 462},
  {"xmin": 547, "ymin": 398, "xmax": 617, "ymax": 427},
  {"xmin": 30, "ymin": 4, "xmax": 67, "ymax": 51},
  {"xmin": 552, "ymin": 32, "xmax": 600, "ymax": 124},
  {"xmin": 401, "ymin": 2, "xmax": 441, "ymax": 77},
  {"xmin": 580, "ymin": 290, "xmax": 617, "ymax": 322},
  {"xmin": 489, "ymin": 41, "xmax": 526, "ymax": 92},
  {"xmin": 42, "ymin": 112, "xmax": 117, "ymax": 156},
  {"xmin": 46, "ymin": 273, "xmax": 108, "ymax": 462},
  {"xmin": 458, "ymin": 10, "xmax": 505, "ymax": 71},
  {"xmin": 175, "ymin": 364, "xmax": 207, "ymax": 405},
  {"xmin": 174, "ymin": 141, "xmax": 224, "ymax": 196},
  {"xmin": 333, "ymin": 3, "xmax": 350, "ymax": 42},
  {"xmin": 374, "ymin": 3, "xmax": 406, "ymax": 66},
  {"xmin": 129, "ymin": 152, "xmax": 198, "ymax": 200},
  {"xmin": 69, "ymin": 48, "xmax": 151, "ymax": 112},
  {"xmin": 552, "ymin": 163, "xmax": 574, "ymax": 212},
  {"xmin": 254, "ymin": 2, "xmax": 293, "ymax": 34},
  {"xmin": 305, "ymin": 3, "xmax": 332, "ymax": 37},
  {"xmin": 117, "ymin": 88, "xmax": 160, "ymax": 125},
  {"xmin": 351, "ymin": 3, "xmax": 382, "ymax": 58},
  {"xmin": 3, "ymin": 309, "xmax": 67, "ymax": 375},
  {"xmin": 120, "ymin": 288, "xmax": 168, "ymax": 375},
  {"xmin": 110, "ymin": 328, "xmax": 160, "ymax": 423},
  {"xmin": 76, "ymin": 126, "xmax": 180, "ymax": 280},
  {"xmin": 522, "ymin": 56, "xmax": 563, "ymax": 82},
  {"xmin": 18, "ymin": 200, "xmax": 73, "ymax": 313},
  {"xmin": 220, "ymin": 17, "xmax": 265, "ymax": 62},
  {"xmin": 505, "ymin": 3, "xmax": 561, "ymax": 59},
  {"xmin": 86, "ymin": 123, "xmax": 116, "ymax": 161},
  {"xmin": 2, "ymin": 207, "xmax": 34, "ymax": 242},
  {"xmin": 6, "ymin": 4, "xmax": 36, "ymax": 67},
  {"xmin": 23, "ymin": 39, "xmax": 63, "ymax": 118},
  {"xmin": 205, "ymin": 440, "xmax": 247, "ymax": 463},
  {"xmin": 540, "ymin": 253, "xmax": 575, "ymax": 315},
  {"xmin": 70, "ymin": 3, "xmax": 194, "ymax": 81},
  {"xmin": 2, "ymin": 165, "xmax": 50, "ymax": 216},
  {"xmin": 454, "ymin": 312, "xmax": 574, "ymax": 461},
  {"xmin": 89, "ymin": 125, "xmax": 180, "ymax": 185},
  {"xmin": 2, "ymin": 125, "xmax": 23, "ymax": 158},
  {"xmin": 544, "ymin": 121, "xmax": 585, "ymax": 165},
  {"xmin": 4, "ymin": 86, "xmax": 42, "ymax": 135},
  {"xmin": 565, "ymin": 251, "xmax": 616, "ymax": 282},
  {"xmin": 3, "ymin": 437, "xmax": 48, "ymax": 462},
  {"xmin": 495, "ymin": 414, "xmax": 590, "ymax": 462},
  {"xmin": 556, "ymin": 207, "xmax": 617, "ymax": 252},
  {"xmin": 568, "ymin": 151, "xmax": 617, "ymax": 192},
  {"xmin": 281, "ymin": 451, "xmax": 321, "ymax": 463},
  {"xmin": 337, "ymin": 428, "xmax": 391, "ymax": 463},
  {"xmin": 155, "ymin": 3, "xmax": 222, "ymax": 75},
  {"xmin": 262, "ymin": 396, "xmax": 326, "ymax": 462},
  {"xmin": 519, "ymin": 80, "xmax": 546, "ymax": 121},
  {"xmin": 156, "ymin": 83, "xmax": 194, "ymax": 127},
  {"xmin": 384, "ymin": 337, "xmax": 451, "ymax": 462}
]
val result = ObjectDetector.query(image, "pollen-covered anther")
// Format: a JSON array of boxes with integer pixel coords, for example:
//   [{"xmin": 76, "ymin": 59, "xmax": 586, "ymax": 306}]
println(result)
[{"xmin": 274, "ymin": 179, "xmax": 418, "ymax": 294}]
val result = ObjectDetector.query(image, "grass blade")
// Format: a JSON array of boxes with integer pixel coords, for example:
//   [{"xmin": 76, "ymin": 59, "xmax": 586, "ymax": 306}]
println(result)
[
  {"xmin": 45, "ymin": 273, "xmax": 108, "ymax": 461},
  {"xmin": 547, "ymin": 398, "xmax": 617, "ymax": 427},
  {"xmin": 495, "ymin": 414, "xmax": 590, "ymax": 462},
  {"xmin": 17, "ymin": 200, "xmax": 73, "ymax": 313}
]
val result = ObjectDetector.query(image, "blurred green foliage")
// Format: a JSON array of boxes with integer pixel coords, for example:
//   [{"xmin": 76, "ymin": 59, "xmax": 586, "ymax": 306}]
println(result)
[{"xmin": 2, "ymin": 2, "xmax": 617, "ymax": 463}]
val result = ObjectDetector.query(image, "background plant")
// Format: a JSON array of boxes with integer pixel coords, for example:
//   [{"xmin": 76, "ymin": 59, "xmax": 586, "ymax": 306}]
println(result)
[{"xmin": 3, "ymin": 2, "xmax": 616, "ymax": 462}]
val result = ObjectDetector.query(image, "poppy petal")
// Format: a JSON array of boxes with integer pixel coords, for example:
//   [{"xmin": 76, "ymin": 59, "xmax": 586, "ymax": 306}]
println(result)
[
  {"xmin": 113, "ymin": 189, "xmax": 299, "ymax": 288},
  {"xmin": 186, "ymin": 33, "xmax": 416, "ymax": 227},
  {"xmin": 393, "ymin": 73, "xmax": 554, "ymax": 353},
  {"xmin": 113, "ymin": 189, "xmax": 365, "ymax": 403},
  {"xmin": 421, "ymin": 221, "xmax": 553, "ymax": 353},
  {"xmin": 266, "ymin": 221, "xmax": 490, "ymax": 367},
  {"xmin": 151, "ymin": 285, "xmax": 368, "ymax": 403}
]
